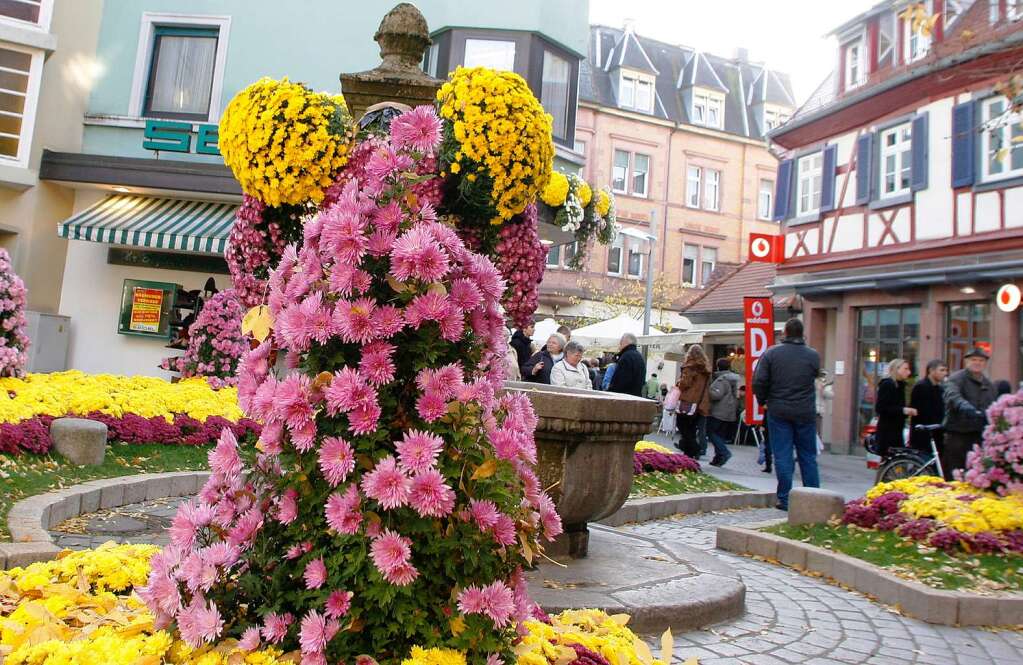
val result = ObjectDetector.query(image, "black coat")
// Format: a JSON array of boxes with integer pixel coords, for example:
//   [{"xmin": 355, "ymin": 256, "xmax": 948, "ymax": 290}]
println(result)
[
  {"xmin": 510, "ymin": 330, "xmax": 533, "ymax": 371},
  {"xmin": 944, "ymin": 369, "xmax": 996, "ymax": 433},
  {"xmin": 523, "ymin": 349, "xmax": 556, "ymax": 385},
  {"xmin": 875, "ymin": 377, "xmax": 907, "ymax": 451},
  {"xmin": 752, "ymin": 337, "xmax": 820, "ymax": 423},
  {"xmin": 608, "ymin": 344, "xmax": 645, "ymax": 396},
  {"xmin": 909, "ymin": 378, "xmax": 944, "ymax": 449}
]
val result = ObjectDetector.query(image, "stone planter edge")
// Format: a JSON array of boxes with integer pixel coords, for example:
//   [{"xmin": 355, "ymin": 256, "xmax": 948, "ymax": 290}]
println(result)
[
  {"xmin": 1, "ymin": 471, "xmax": 210, "ymax": 570},
  {"xmin": 714, "ymin": 523, "xmax": 1023, "ymax": 627},
  {"xmin": 598, "ymin": 490, "xmax": 776, "ymax": 527}
]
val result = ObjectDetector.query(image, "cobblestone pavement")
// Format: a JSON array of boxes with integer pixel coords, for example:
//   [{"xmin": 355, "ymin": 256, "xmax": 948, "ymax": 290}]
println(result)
[
  {"xmin": 49, "ymin": 496, "xmax": 186, "ymax": 549},
  {"xmin": 626, "ymin": 508, "xmax": 1023, "ymax": 665}
]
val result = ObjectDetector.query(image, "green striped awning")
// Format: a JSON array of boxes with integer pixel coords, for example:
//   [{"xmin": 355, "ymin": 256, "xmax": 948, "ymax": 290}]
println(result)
[{"xmin": 58, "ymin": 195, "xmax": 238, "ymax": 254}]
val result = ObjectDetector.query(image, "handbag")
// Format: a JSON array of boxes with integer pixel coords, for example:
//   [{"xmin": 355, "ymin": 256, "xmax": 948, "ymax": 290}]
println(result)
[{"xmin": 678, "ymin": 373, "xmax": 710, "ymax": 417}]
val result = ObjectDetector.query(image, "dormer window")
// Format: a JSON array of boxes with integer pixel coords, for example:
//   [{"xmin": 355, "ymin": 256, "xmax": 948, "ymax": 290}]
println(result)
[
  {"xmin": 903, "ymin": 2, "xmax": 932, "ymax": 63},
  {"xmin": 877, "ymin": 11, "xmax": 896, "ymax": 69},
  {"xmin": 844, "ymin": 38, "xmax": 863, "ymax": 90},
  {"xmin": 763, "ymin": 105, "xmax": 790, "ymax": 132},
  {"xmin": 693, "ymin": 90, "xmax": 723, "ymax": 129},
  {"xmin": 619, "ymin": 71, "xmax": 654, "ymax": 113}
]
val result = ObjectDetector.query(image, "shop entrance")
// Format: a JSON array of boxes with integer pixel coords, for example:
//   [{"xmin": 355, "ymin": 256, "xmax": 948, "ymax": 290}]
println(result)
[{"xmin": 855, "ymin": 306, "xmax": 920, "ymax": 441}]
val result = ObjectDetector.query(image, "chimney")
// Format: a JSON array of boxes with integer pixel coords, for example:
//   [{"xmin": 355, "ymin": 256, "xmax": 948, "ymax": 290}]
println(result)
[
  {"xmin": 623, "ymin": 18, "xmax": 635, "ymax": 33},
  {"xmin": 734, "ymin": 47, "xmax": 749, "ymax": 62}
]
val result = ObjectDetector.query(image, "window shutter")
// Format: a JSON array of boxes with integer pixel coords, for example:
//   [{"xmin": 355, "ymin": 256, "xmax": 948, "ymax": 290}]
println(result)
[
  {"xmin": 951, "ymin": 102, "xmax": 976, "ymax": 188},
  {"xmin": 821, "ymin": 144, "xmax": 839, "ymax": 212},
  {"xmin": 772, "ymin": 158, "xmax": 793, "ymax": 221},
  {"xmin": 910, "ymin": 112, "xmax": 929, "ymax": 192},
  {"xmin": 855, "ymin": 132, "xmax": 874, "ymax": 205}
]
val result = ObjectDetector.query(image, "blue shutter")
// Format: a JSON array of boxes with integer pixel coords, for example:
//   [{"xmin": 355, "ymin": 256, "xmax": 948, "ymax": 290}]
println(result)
[
  {"xmin": 820, "ymin": 144, "xmax": 839, "ymax": 212},
  {"xmin": 855, "ymin": 132, "xmax": 874, "ymax": 205},
  {"xmin": 951, "ymin": 102, "xmax": 976, "ymax": 188},
  {"xmin": 910, "ymin": 112, "xmax": 929, "ymax": 192},
  {"xmin": 772, "ymin": 158, "xmax": 793, "ymax": 221}
]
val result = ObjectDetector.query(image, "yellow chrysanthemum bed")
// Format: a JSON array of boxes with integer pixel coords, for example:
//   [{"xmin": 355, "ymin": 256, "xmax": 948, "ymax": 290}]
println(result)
[
  {"xmin": 864, "ymin": 476, "xmax": 1023, "ymax": 535},
  {"xmin": 0, "ymin": 545, "xmax": 673, "ymax": 665}
]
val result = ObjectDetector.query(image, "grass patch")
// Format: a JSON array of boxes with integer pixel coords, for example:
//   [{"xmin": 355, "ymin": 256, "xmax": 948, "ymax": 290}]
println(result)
[
  {"xmin": 0, "ymin": 443, "xmax": 211, "ymax": 541},
  {"xmin": 765, "ymin": 522, "xmax": 1023, "ymax": 593},
  {"xmin": 630, "ymin": 470, "xmax": 750, "ymax": 498}
]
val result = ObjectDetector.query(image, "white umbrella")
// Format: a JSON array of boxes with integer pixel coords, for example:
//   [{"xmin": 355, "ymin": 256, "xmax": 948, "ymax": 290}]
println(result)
[
  {"xmin": 571, "ymin": 313, "xmax": 664, "ymax": 348},
  {"xmin": 531, "ymin": 317, "xmax": 561, "ymax": 345}
]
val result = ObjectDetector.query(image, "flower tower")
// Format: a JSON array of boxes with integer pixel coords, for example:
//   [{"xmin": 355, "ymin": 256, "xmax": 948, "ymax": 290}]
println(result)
[
  {"xmin": 160, "ymin": 289, "xmax": 247, "ymax": 388},
  {"xmin": 0, "ymin": 247, "xmax": 29, "ymax": 377}
]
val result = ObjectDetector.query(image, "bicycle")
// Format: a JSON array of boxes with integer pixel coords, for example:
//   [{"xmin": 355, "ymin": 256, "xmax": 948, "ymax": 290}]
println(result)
[{"xmin": 868, "ymin": 424, "xmax": 945, "ymax": 483}]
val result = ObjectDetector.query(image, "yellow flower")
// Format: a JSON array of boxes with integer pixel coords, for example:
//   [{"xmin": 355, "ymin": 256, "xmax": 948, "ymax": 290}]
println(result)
[
  {"xmin": 578, "ymin": 181, "xmax": 593, "ymax": 208},
  {"xmin": 402, "ymin": 646, "xmax": 467, "ymax": 665},
  {"xmin": 636, "ymin": 440, "xmax": 673, "ymax": 454},
  {"xmin": 595, "ymin": 189, "xmax": 612, "ymax": 217},
  {"xmin": 541, "ymin": 172, "xmax": 569, "ymax": 207}
]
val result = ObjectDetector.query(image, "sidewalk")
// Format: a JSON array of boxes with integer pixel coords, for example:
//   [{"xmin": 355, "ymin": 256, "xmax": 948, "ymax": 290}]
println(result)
[{"xmin": 643, "ymin": 431, "xmax": 876, "ymax": 501}]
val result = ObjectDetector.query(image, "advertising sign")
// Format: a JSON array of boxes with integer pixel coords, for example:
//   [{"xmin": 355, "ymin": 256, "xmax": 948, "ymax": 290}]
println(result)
[
  {"xmin": 128, "ymin": 287, "xmax": 164, "ymax": 333},
  {"xmin": 743, "ymin": 296, "xmax": 775, "ymax": 425},
  {"xmin": 997, "ymin": 283, "xmax": 1021, "ymax": 313},
  {"xmin": 749, "ymin": 233, "xmax": 784, "ymax": 263}
]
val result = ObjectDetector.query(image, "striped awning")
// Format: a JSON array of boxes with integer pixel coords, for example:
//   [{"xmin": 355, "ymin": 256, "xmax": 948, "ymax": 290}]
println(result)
[{"xmin": 58, "ymin": 195, "xmax": 238, "ymax": 254}]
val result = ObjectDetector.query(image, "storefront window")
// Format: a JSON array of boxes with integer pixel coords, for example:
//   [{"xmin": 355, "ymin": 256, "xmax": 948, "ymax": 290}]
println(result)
[
  {"xmin": 945, "ymin": 302, "xmax": 991, "ymax": 370},
  {"xmin": 855, "ymin": 306, "xmax": 921, "ymax": 438}
]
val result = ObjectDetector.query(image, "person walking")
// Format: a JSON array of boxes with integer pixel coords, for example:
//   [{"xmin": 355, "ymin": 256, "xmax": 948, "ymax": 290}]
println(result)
[
  {"xmin": 586, "ymin": 358, "xmax": 601, "ymax": 390},
  {"xmin": 943, "ymin": 348, "xmax": 996, "ymax": 480},
  {"xmin": 642, "ymin": 373, "xmax": 660, "ymax": 399},
  {"xmin": 909, "ymin": 359, "xmax": 947, "ymax": 452},
  {"xmin": 874, "ymin": 358, "xmax": 917, "ymax": 455},
  {"xmin": 752, "ymin": 318, "xmax": 821, "ymax": 511},
  {"xmin": 608, "ymin": 333, "xmax": 645, "ymax": 396},
  {"xmin": 504, "ymin": 329, "xmax": 522, "ymax": 381},
  {"xmin": 557, "ymin": 325, "xmax": 572, "ymax": 342},
  {"xmin": 510, "ymin": 322, "xmax": 534, "ymax": 371},
  {"xmin": 523, "ymin": 333, "xmax": 566, "ymax": 385},
  {"xmin": 601, "ymin": 358, "xmax": 617, "ymax": 391},
  {"xmin": 550, "ymin": 341, "xmax": 592, "ymax": 390},
  {"xmin": 707, "ymin": 357, "xmax": 741, "ymax": 467},
  {"xmin": 675, "ymin": 345, "xmax": 712, "ymax": 459}
]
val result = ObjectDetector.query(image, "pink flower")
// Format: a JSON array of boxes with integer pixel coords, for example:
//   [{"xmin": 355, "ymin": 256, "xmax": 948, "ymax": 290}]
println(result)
[
  {"xmin": 416, "ymin": 391, "xmax": 448, "ymax": 422},
  {"xmin": 409, "ymin": 469, "xmax": 456, "ymax": 518},
  {"xmin": 492, "ymin": 514, "xmax": 517, "ymax": 546},
  {"xmin": 334, "ymin": 298, "xmax": 379, "ymax": 344},
  {"xmin": 178, "ymin": 598, "xmax": 224, "ymax": 646},
  {"xmin": 239, "ymin": 626, "xmax": 261, "ymax": 651},
  {"xmin": 404, "ymin": 291, "xmax": 452, "ymax": 328},
  {"xmin": 318, "ymin": 436, "xmax": 355, "ymax": 486},
  {"xmin": 396, "ymin": 429, "xmax": 444, "ymax": 474},
  {"xmin": 359, "ymin": 341, "xmax": 396, "ymax": 385},
  {"xmin": 367, "ymin": 145, "xmax": 414, "ymax": 181},
  {"xmin": 372, "ymin": 305, "xmax": 405, "ymax": 337},
  {"xmin": 276, "ymin": 488, "xmax": 298, "ymax": 525},
  {"xmin": 325, "ymin": 590, "xmax": 353, "ymax": 618},
  {"xmin": 361, "ymin": 456, "xmax": 410, "ymax": 509},
  {"xmin": 209, "ymin": 429, "xmax": 242, "ymax": 480},
  {"xmin": 457, "ymin": 581, "xmax": 515, "ymax": 628},
  {"xmin": 325, "ymin": 367, "xmax": 377, "ymax": 415},
  {"xmin": 262, "ymin": 612, "xmax": 295, "ymax": 644},
  {"xmin": 537, "ymin": 494, "xmax": 563, "ymax": 540},
  {"xmin": 373, "ymin": 200, "xmax": 403, "ymax": 232},
  {"xmin": 390, "ymin": 226, "xmax": 450, "ymax": 283},
  {"xmin": 456, "ymin": 585, "xmax": 486, "ymax": 615},
  {"xmin": 325, "ymin": 486, "xmax": 363, "ymax": 535},
  {"xmin": 448, "ymin": 278, "xmax": 483, "ymax": 312},
  {"xmin": 470, "ymin": 499, "xmax": 501, "ymax": 531},
  {"xmin": 370, "ymin": 529, "xmax": 418, "ymax": 586},
  {"xmin": 304, "ymin": 558, "xmax": 327, "ymax": 589},
  {"xmin": 390, "ymin": 105, "xmax": 442, "ymax": 153},
  {"xmin": 286, "ymin": 542, "xmax": 313, "ymax": 559},
  {"xmin": 349, "ymin": 401, "xmax": 383, "ymax": 435},
  {"xmin": 299, "ymin": 609, "xmax": 340, "ymax": 655}
]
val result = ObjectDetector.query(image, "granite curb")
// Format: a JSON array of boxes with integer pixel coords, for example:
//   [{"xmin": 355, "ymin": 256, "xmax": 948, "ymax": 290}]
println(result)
[
  {"xmin": 715, "ymin": 522, "xmax": 1023, "ymax": 627},
  {"xmin": 598, "ymin": 490, "xmax": 776, "ymax": 527},
  {"xmin": 1, "ymin": 471, "xmax": 210, "ymax": 570}
]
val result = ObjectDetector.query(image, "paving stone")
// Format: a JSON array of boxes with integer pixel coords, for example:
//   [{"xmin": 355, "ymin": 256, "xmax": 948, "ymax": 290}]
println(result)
[
  {"xmin": 0, "ymin": 542, "xmax": 60, "ymax": 568},
  {"xmin": 100, "ymin": 482, "xmax": 125, "ymax": 509},
  {"xmin": 775, "ymin": 539, "xmax": 807, "ymax": 569},
  {"xmin": 144, "ymin": 476, "xmax": 173, "ymax": 501},
  {"xmin": 78, "ymin": 487, "xmax": 101, "ymax": 515},
  {"xmin": 745, "ymin": 532, "xmax": 779, "ymax": 560},
  {"xmin": 123, "ymin": 479, "xmax": 149, "ymax": 504},
  {"xmin": 897, "ymin": 584, "xmax": 959, "ymax": 625}
]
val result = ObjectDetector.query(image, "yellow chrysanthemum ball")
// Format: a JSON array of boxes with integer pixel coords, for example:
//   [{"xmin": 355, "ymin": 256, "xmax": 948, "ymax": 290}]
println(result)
[
  {"xmin": 578, "ymin": 181, "xmax": 593, "ymax": 208},
  {"xmin": 541, "ymin": 171, "xmax": 569, "ymax": 207},
  {"xmin": 219, "ymin": 77, "xmax": 353, "ymax": 207},
  {"xmin": 401, "ymin": 646, "xmax": 467, "ymax": 665},
  {"xmin": 437, "ymin": 67, "xmax": 555, "ymax": 223},
  {"xmin": 636, "ymin": 440, "xmax": 673, "ymax": 454},
  {"xmin": 595, "ymin": 189, "xmax": 611, "ymax": 217}
]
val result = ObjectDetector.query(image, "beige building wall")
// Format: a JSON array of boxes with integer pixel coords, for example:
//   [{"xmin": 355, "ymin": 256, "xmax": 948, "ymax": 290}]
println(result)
[{"xmin": 0, "ymin": 0, "xmax": 103, "ymax": 313}]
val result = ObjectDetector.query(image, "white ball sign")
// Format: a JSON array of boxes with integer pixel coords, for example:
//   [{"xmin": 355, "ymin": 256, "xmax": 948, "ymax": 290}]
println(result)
[
  {"xmin": 997, "ymin": 283, "xmax": 1021, "ymax": 313},
  {"xmin": 751, "ymin": 236, "xmax": 771, "ymax": 259}
]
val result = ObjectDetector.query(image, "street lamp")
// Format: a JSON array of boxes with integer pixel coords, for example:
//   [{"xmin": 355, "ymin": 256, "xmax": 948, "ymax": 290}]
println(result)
[{"xmin": 618, "ymin": 216, "xmax": 658, "ymax": 346}]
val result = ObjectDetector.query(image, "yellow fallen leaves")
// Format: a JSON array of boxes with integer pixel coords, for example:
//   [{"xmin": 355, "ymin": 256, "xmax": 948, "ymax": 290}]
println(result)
[{"xmin": 517, "ymin": 608, "xmax": 671, "ymax": 665}]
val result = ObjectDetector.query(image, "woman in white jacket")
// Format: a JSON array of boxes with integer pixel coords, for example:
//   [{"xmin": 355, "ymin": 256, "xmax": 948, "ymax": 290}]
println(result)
[{"xmin": 551, "ymin": 341, "xmax": 592, "ymax": 390}]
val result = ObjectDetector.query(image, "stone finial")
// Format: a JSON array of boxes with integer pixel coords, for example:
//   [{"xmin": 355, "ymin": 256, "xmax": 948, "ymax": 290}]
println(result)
[{"xmin": 374, "ymin": 3, "xmax": 432, "ymax": 75}]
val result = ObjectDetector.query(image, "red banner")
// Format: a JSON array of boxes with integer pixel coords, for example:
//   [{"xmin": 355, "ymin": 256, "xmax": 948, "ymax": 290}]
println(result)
[
  {"xmin": 744, "ymin": 296, "xmax": 775, "ymax": 425},
  {"xmin": 749, "ymin": 233, "xmax": 784, "ymax": 263}
]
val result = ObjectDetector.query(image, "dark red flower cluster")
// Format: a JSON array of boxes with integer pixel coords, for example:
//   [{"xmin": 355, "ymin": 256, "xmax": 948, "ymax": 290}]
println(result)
[
  {"xmin": 841, "ymin": 491, "xmax": 908, "ymax": 528},
  {"xmin": 633, "ymin": 450, "xmax": 701, "ymax": 474},
  {"xmin": 225, "ymin": 195, "xmax": 306, "ymax": 307},
  {"xmin": 567, "ymin": 643, "xmax": 612, "ymax": 665},
  {"xmin": 493, "ymin": 204, "xmax": 547, "ymax": 329}
]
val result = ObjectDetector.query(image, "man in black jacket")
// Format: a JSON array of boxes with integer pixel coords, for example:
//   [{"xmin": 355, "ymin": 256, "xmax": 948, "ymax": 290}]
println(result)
[
  {"xmin": 753, "ymin": 318, "xmax": 821, "ymax": 511},
  {"xmin": 943, "ymin": 348, "xmax": 995, "ymax": 479},
  {"xmin": 510, "ymin": 323, "xmax": 535, "ymax": 371},
  {"xmin": 608, "ymin": 333, "xmax": 645, "ymax": 396},
  {"xmin": 909, "ymin": 359, "xmax": 947, "ymax": 453}
]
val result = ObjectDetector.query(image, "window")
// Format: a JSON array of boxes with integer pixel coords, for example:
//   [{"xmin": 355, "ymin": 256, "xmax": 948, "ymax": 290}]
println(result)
[
  {"xmin": 878, "ymin": 12, "xmax": 896, "ymax": 68},
  {"xmin": 758, "ymin": 179, "xmax": 774, "ymax": 220},
  {"xmin": 693, "ymin": 91, "xmax": 723, "ymax": 129},
  {"xmin": 704, "ymin": 169, "xmax": 720, "ymax": 211},
  {"xmin": 945, "ymin": 0, "xmax": 968, "ymax": 27},
  {"xmin": 573, "ymin": 139, "xmax": 586, "ymax": 155},
  {"xmin": 635, "ymin": 79, "xmax": 653, "ymax": 113},
  {"xmin": 423, "ymin": 42, "xmax": 439, "ymax": 77},
  {"xmin": 844, "ymin": 39, "xmax": 863, "ymax": 90},
  {"xmin": 991, "ymin": 0, "xmax": 1001, "ymax": 22},
  {"xmin": 545, "ymin": 244, "xmax": 560, "ymax": 268},
  {"xmin": 612, "ymin": 149, "xmax": 629, "ymax": 193},
  {"xmin": 903, "ymin": 10, "xmax": 931, "ymax": 63},
  {"xmin": 619, "ymin": 73, "xmax": 653, "ymax": 113},
  {"xmin": 1010, "ymin": 0, "xmax": 1023, "ymax": 20},
  {"xmin": 143, "ymin": 25, "xmax": 220, "ymax": 119},
  {"xmin": 627, "ymin": 246, "xmax": 643, "ymax": 277},
  {"xmin": 946, "ymin": 302, "xmax": 991, "ymax": 370},
  {"xmin": 0, "ymin": 45, "xmax": 39, "ymax": 164},
  {"xmin": 981, "ymin": 97, "xmax": 1023, "ymax": 182},
  {"xmin": 796, "ymin": 152, "xmax": 823, "ymax": 216},
  {"xmin": 700, "ymin": 247, "xmax": 717, "ymax": 285},
  {"xmin": 0, "ymin": 0, "xmax": 48, "ymax": 27},
  {"xmin": 879, "ymin": 123, "xmax": 913, "ymax": 198},
  {"xmin": 707, "ymin": 97, "xmax": 722, "ymax": 128},
  {"xmin": 619, "ymin": 76, "xmax": 635, "ymax": 108},
  {"xmin": 856, "ymin": 306, "xmax": 921, "ymax": 437},
  {"xmin": 632, "ymin": 153, "xmax": 650, "ymax": 197},
  {"xmin": 607, "ymin": 238, "xmax": 623, "ymax": 275},
  {"xmin": 464, "ymin": 39, "xmax": 516, "ymax": 70},
  {"xmin": 692, "ymin": 94, "xmax": 706, "ymax": 124},
  {"xmin": 686, "ymin": 166, "xmax": 701, "ymax": 208},
  {"xmin": 682, "ymin": 244, "xmax": 699, "ymax": 285},
  {"xmin": 541, "ymin": 50, "xmax": 571, "ymax": 139},
  {"xmin": 764, "ymin": 108, "xmax": 790, "ymax": 132},
  {"xmin": 563, "ymin": 241, "xmax": 578, "ymax": 267}
]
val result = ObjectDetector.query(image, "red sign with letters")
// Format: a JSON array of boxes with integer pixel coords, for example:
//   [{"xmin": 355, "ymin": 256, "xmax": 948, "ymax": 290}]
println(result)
[
  {"xmin": 749, "ymin": 233, "xmax": 784, "ymax": 263},
  {"xmin": 744, "ymin": 296, "xmax": 775, "ymax": 425}
]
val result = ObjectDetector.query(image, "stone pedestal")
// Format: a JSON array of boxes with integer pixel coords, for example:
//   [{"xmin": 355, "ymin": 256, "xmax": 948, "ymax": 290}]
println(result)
[
  {"xmin": 50, "ymin": 418, "xmax": 107, "ymax": 465},
  {"xmin": 788, "ymin": 487, "xmax": 846, "ymax": 525},
  {"xmin": 504, "ymin": 382, "xmax": 658, "ymax": 558}
]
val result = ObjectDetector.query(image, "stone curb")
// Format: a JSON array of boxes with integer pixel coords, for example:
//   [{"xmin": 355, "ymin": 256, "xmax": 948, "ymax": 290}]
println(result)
[
  {"xmin": 2, "ymin": 471, "xmax": 210, "ymax": 570},
  {"xmin": 715, "ymin": 523, "xmax": 1023, "ymax": 627},
  {"xmin": 598, "ymin": 490, "xmax": 776, "ymax": 527}
]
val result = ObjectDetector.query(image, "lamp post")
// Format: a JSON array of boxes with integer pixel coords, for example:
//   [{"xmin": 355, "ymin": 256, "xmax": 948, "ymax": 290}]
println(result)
[{"xmin": 618, "ymin": 218, "xmax": 657, "ymax": 356}]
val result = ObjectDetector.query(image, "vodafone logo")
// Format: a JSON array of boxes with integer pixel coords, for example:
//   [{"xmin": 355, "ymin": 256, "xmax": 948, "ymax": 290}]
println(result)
[
  {"xmin": 751, "ymin": 300, "xmax": 764, "ymax": 318},
  {"xmin": 751, "ymin": 237, "xmax": 771, "ymax": 259},
  {"xmin": 997, "ymin": 283, "xmax": 1021, "ymax": 313}
]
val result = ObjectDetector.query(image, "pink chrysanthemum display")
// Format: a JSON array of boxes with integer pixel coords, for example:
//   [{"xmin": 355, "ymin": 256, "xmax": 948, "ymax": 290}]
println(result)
[
  {"xmin": 144, "ymin": 106, "xmax": 561, "ymax": 664},
  {"xmin": 0, "ymin": 249, "xmax": 28, "ymax": 377},
  {"xmin": 160, "ymin": 289, "xmax": 246, "ymax": 389}
]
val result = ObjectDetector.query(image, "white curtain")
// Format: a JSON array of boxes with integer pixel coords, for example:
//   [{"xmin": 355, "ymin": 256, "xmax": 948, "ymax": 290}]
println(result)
[
  {"xmin": 150, "ymin": 35, "xmax": 216, "ymax": 115},
  {"xmin": 541, "ymin": 51, "xmax": 570, "ymax": 139}
]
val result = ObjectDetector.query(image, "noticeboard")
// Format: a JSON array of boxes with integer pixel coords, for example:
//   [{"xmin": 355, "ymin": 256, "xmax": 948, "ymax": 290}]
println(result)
[{"xmin": 117, "ymin": 279, "xmax": 178, "ymax": 338}]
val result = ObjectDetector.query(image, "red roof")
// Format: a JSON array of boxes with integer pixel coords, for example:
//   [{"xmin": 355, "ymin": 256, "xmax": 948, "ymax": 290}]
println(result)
[{"xmin": 682, "ymin": 262, "xmax": 782, "ymax": 314}]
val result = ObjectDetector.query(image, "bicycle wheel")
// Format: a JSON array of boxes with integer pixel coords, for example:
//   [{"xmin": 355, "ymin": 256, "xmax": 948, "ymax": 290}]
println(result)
[{"xmin": 876, "ymin": 456, "xmax": 926, "ymax": 483}]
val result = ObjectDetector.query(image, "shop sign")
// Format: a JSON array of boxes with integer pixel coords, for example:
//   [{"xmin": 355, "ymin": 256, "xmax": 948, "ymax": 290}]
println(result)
[
  {"xmin": 743, "ymin": 296, "xmax": 775, "ymax": 425},
  {"xmin": 118, "ymin": 279, "xmax": 178, "ymax": 339},
  {"xmin": 996, "ymin": 283, "xmax": 1021, "ymax": 313},
  {"xmin": 749, "ymin": 233, "xmax": 784, "ymax": 263},
  {"xmin": 142, "ymin": 119, "xmax": 220, "ymax": 155}
]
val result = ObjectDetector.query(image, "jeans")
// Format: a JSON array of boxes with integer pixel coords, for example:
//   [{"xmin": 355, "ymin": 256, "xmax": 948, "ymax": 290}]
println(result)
[
  {"xmin": 697, "ymin": 415, "xmax": 708, "ymax": 457},
  {"xmin": 767, "ymin": 413, "xmax": 820, "ymax": 508},
  {"xmin": 706, "ymin": 417, "xmax": 734, "ymax": 463}
]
